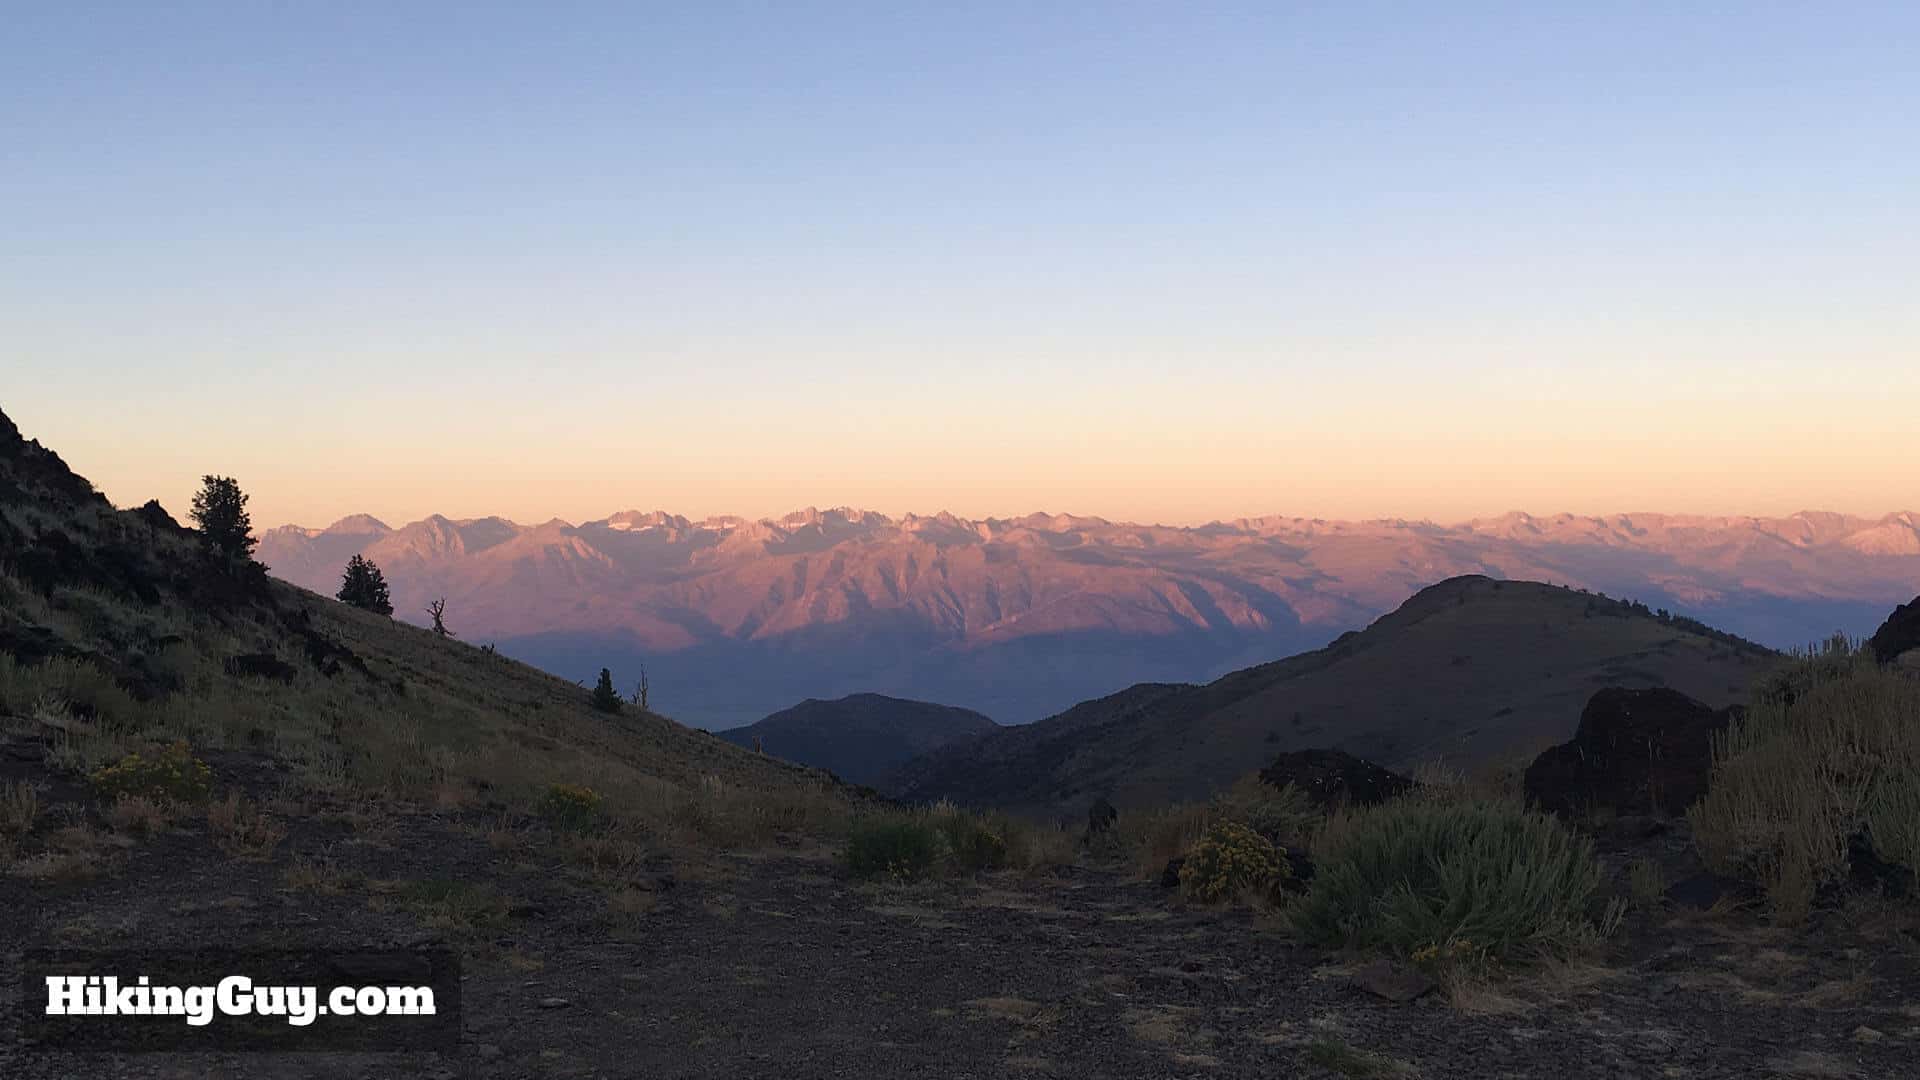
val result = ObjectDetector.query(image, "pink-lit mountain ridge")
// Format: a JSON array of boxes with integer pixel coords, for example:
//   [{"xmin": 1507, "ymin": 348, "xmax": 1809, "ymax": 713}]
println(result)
[{"xmin": 257, "ymin": 507, "xmax": 1920, "ymax": 728}]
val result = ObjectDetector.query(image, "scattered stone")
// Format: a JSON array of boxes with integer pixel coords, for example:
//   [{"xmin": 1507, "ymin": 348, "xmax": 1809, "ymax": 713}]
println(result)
[
  {"xmin": 1525, "ymin": 687, "xmax": 1737, "ymax": 817},
  {"xmin": 223, "ymin": 652, "xmax": 298, "ymax": 683},
  {"xmin": 1087, "ymin": 797, "xmax": 1118, "ymax": 835},
  {"xmin": 1868, "ymin": 595, "xmax": 1920, "ymax": 665},
  {"xmin": 1258, "ymin": 748, "xmax": 1414, "ymax": 811},
  {"xmin": 1851, "ymin": 1026, "xmax": 1885, "ymax": 1044},
  {"xmin": 537, "ymin": 997, "xmax": 571, "ymax": 1009},
  {"xmin": 1350, "ymin": 958, "xmax": 1435, "ymax": 1003},
  {"xmin": 619, "ymin": 973, "xmax": 648, "ymax": 986},
  {"xmin": 1160, "ymin": 857, "xmax": 1186, "ymax": 889},
  {"xmin": 1844, "ymin": 832, "xmax": 1914, "ymax": 899}
]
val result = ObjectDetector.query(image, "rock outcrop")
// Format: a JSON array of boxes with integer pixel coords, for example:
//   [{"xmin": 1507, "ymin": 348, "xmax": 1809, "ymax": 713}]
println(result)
[
  {"xmin": 1868, "ymin": 596, "xmax": 1920, "ymax": 665},
  {"xmin": 1258, "ymin": 748, "xmax": 1413, "ymax": 811},
  {"xmin": 1525, "ymin": 687, "xmax": 1737, "ymax": 818}
]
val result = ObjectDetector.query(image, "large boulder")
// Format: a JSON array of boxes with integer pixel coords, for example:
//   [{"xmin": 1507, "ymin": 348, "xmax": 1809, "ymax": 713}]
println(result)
[
  {"xmin": 1258, "ymin": 748, "xmax": 1413, "ymax": 811},
  {"xmin": 1868, "ymin": 596, "xmax": 1920, "ymax": 666},
  {"xmin": 1525, "ymin": 687, "xmax": 1737, "ymax": 818}
]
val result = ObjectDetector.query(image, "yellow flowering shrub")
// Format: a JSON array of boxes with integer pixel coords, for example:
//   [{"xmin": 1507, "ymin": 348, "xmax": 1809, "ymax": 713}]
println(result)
[
  {"xmin": 539, "ymin": 783, "xmax": 604, "ymax": 831},
  {"xmin": 1178, "ymin": 820, "xmax": 1286, "ymax": 902},
  {"xmin": 89, "ymin": 741, "xmax": 213, "ymax": 804}
]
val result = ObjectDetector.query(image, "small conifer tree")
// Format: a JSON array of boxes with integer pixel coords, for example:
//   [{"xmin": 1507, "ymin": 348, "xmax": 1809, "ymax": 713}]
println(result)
[
  {"xmin": 189, "ymin": 475, "xmax": 257, "ymax": 562},
  {"xmin": 590, "ymin": 668, "xmax": 622, "ymax": 714},
  {"xmin": 336, "ymin": 555, "xmax": 394, "ymax": 615}
]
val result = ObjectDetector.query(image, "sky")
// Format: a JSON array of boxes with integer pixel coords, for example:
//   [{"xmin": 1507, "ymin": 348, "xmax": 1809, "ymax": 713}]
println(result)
[{"xmin": 5, "ymin": 3, "xmax": 1917, "ymax": 530}]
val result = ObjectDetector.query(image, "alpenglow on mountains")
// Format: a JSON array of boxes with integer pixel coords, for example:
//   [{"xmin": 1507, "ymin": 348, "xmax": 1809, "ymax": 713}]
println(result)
[{"xmin": 257, "ymin": 507, "xmax": 1920, "ymax": 729}]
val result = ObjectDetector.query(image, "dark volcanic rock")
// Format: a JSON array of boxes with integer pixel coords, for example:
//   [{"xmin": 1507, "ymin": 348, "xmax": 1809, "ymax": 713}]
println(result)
[
  {"xmin": 1350, "ymin": 959, "xmax": 1435, "ymax": 1003},
  {"xmin": 1086, "ymin": 797, "xmax": 1118, "ymax": 835},
  {"xmin": 1868, "ymin": 595, "xmax": 1920, "ymax": 665},
  {"xmin": 1160, "ymin": 857, "xmax": 1185, "ymax": 889},
  {"xmin": 1525, "ymin": 687, "xmax": 1737, "ymax": 818},
  {"xmin": 1258, "ymin": 748, "xmax": 1413, "ymax": 811},
  {"xmin": 224, "ymin": 653, "xmax": 298, "ymax": 683}
]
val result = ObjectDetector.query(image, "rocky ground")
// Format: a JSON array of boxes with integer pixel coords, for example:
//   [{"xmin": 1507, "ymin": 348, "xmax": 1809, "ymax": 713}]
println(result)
[{"xmin": 3, "ymin": 737, "xmax": 1918, "ymax": 1079}]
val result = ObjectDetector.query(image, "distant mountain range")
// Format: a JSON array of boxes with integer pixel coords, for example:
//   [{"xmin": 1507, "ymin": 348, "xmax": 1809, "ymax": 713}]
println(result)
[
  {"xmin": 256, "ymin": 507, "xmax": 1920, "ymax": 729},
  {"xmin": 714, "ymin": 693, "xmax": 998, "ymax": 787},
  {"xmin": 889, "ymin": 575, "xmax": 1781, "ymax": 812}
]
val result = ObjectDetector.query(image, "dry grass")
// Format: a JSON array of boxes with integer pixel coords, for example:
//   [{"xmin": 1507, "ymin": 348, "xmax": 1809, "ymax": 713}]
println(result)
[
  {"xmin": 1627, "ymin": 858, "xmax": 1668, "ymax": 906},
  {"xmin": 10, "ymin": 823, "xmax": 130, "ymax": 883},
  {"xmin": 104, "ymin": 794, "xmax": 176, "ymax": 834},
  {"xmin": 205, "ymin": 791, "xmax": 288, "ymax": 860},
  {"xmin": 0, "ymin": 780, "xmax": 38, "ymax": 836},
  {"xmin": 1110, "ymin": 772, "xmax": 1318, "ymax": 880},
  {"xmin": 1691, "ymin": 641, "xmax": 1920, "ymax": 921},
  {"xmin": 4, "ymin": 531, "xmax": 872, "ymax": 868},
  {"xmin": 281, "ymin": 851, "xmax": 363, "ymax": 895}
]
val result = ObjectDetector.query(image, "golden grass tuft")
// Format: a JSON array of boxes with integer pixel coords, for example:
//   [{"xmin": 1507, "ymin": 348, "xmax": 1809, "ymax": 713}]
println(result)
[{"xmin": 1690, "ymin": 641, "xmax": 1920, "ymax": 922}]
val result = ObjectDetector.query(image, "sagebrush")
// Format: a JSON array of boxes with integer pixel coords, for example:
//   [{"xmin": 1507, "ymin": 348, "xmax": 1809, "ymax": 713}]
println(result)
[{"xmin": 1291, "ymin": 798, "xmax": 1611, "ymax": 959}]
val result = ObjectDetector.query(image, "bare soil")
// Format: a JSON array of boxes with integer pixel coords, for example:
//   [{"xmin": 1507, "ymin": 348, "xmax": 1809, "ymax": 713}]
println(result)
[{"xmin": 3, "ymin": 738, "xmax": 1917, "ymax": 1079}]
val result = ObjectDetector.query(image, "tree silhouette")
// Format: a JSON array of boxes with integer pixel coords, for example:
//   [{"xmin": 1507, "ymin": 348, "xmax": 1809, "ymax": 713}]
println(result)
[
  {"xmin": 189, "ymin": 475, "xmax": 256, "ymax": 562},
  {"xmin": 590, "ymin": 668, "xmax": 622, "ymax": 714},
  {"xmin": 427, "ymin": 597, "xmax": 454, "ymax": 637},
  {"xmin": 631, "ymin": 664, "xmax": 650, "ymax": 711},
  {"xmin": 337, "ymin": 555, "xmax": 393, "ymax": 616}
]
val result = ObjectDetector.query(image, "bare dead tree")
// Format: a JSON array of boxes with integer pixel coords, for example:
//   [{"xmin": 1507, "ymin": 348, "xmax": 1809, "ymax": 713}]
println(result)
[
  {"xmin": 427, "ymin": 597, "xmax": 454, "ymax": 637},
  {"xmin": 630, "ymin": 664, "xmax": 650, "ymax": 711}
]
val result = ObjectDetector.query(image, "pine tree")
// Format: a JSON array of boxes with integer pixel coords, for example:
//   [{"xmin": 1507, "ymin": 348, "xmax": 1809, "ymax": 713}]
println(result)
[
  {"xmin": 189, "ymin": 475, "xmax": 256, "ymax": 562},
  {"xmin": 590, "ymin": 668, "xmax": 622, "ymax": 714},
  {"xmin": 336, "ymin": 555, "xmax": 394, "ymax": 616}
]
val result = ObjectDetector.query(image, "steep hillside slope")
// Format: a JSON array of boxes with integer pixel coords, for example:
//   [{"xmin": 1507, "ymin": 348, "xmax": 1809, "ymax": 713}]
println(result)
[
  {"xmin": 0, "ymin": 406, "xmax": 841, "ymax": 820},
  {"xmin": 715, "ymin": 693, "xmax": 998, "ymax": 786},
  {"xmin": 891, "ymin": 576, "xmax": 1782, "ymax": 812},
  {"xmin": 258, "ymin": 507, "xmax": 1918, "ymax": 728}
]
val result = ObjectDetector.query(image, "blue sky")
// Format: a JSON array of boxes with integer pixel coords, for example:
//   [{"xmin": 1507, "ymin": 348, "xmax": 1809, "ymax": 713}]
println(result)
[{"xmin": 5, "ymin": 3, "xmax": 1917, "ymax": 527}]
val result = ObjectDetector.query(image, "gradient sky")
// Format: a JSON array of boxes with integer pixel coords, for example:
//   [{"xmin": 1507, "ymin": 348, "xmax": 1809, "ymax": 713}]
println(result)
[{"xmin": 6, "ymin": 3, "xmax": 1917, "ymax": 529}]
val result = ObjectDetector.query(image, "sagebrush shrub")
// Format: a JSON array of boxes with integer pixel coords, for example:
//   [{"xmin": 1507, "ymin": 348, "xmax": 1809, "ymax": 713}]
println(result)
[
  {"xmin": 1179, "ymin": 820, "xmax": 1285, "ymax": 903},
  {"xmin": 935, "ymin": 811, "xmax": 1009, "ymax": 873},
  {"xmin": 845, "ymin": 818, "xmax": 943, "ymax": 882},
  {"xmin": 89, "ymin": 741, "xmax": 212, "ymax": 803},
  {"xmin": 1292, "ymin": 798, "xmax": 1607, "ymax": 959}
]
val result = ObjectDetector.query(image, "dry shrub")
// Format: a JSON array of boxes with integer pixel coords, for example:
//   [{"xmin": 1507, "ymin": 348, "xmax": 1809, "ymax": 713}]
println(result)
[
  {"xmin": 281, "ymin": 852, "xmax": 362, "ymax": 894},
  {"xmin": 105, "ymin": 795, "xmax": 175, "ymax": 834},
  {"xmin": 12, "ymin": 824, "xmax": 129, "ymax": 883},
  {"xmin": 1690, "ymin": 643, "xmax": 1920, "ymax": 921},
  {"xmin": 1113, "ymin": 773, "xmax": 1317, "ymax": 880},
  {"xmin": 1, "ymin": 780, "xmax": 38, "ymax": 836},
  {"xmin": 206, "ymin": 791, "xmax": 287, "ymax": 860}
]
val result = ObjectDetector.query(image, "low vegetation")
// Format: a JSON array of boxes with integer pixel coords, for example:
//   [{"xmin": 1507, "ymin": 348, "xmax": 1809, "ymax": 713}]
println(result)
[
  {"xmin": 1290, "ymin": 798, "xmax": 1614, "ymax": 961},
  {"xmin": 1115, "ymin": 774, "xmax": 1317, "ymax": 881},
  {"xmin": 1691, "ymin": 637, "xmax": 1920, "ymax": 921},
  {"xmin": 843, "ymin": 802, "xmax": 1069, "ymax": 883},
  {"xmin": 89, "ymin": 741, "xmax": 214, "ymax": 804},
  {"xmin": 1177, "ymin": 820, "xmax": 1286, "ymax": 902},
  {"xmin": 539, "ymin": 783, "xmax": 606, "ymax": 831}
]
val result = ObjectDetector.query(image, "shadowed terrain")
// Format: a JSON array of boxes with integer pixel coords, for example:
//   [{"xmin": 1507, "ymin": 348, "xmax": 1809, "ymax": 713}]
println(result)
[
  {"xmin": 893, "ymin": 576, "xmax": 1781, "ymax": 813},
  {"xmin": 715, "ymin": 693, "xmax": 998, "ymax": 787}
]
